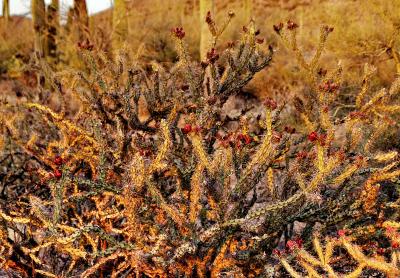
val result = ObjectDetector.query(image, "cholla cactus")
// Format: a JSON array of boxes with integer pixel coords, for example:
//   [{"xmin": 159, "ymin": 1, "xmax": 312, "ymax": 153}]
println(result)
[
  {"xmin": 0, "ymin": 15, "xmax": 399, "ymax": 277},
  {"xmin": 280, "ymin": 232, "xmax": 400, "ymax": 277}
]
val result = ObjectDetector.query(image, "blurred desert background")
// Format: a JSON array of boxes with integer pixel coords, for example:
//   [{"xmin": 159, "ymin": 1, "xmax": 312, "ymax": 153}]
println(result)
[{"xmin": 1, "ymin": 0, "xmax": 399, "ymax": 98}]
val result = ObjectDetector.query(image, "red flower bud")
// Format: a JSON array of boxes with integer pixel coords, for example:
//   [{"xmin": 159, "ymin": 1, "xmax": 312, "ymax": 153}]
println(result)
[
  {"xmin": 77, "ymin": 39, "xmax": 94, "ymax": 51},
  {"xmin": 54, "ymin": 156, "xmax": 63, "ymax": 166},
  {"xmin": 171, "ymin": 27, "xmax": 185, "ymax": 39},
  {"xmin": 286, "ymin": 240, "xmax": 299, "ymax": 252},
  {"xmin": 295, "ymin": 238, "xmax": 303, "ymax": 249},
  {"xmin": 227, "ymin": 41, "xmax": 235, "ymax": 49},
  {"xmin": 273, "ymin": 22, "xmax": 284, "ymax": 34},
  {"xmin": 236, "ymin": 140, "xmax": 242, "ymax": 150},
  {"xmin": 206, "ymin": 48, "xmax": 219, "ymax": 64},
  {"xmin": 182, "ymin": 124, "xmax": 192, "ymax": 134},
  {"xmin": 296, "ymin": 151, "xmax": 308, "ymax": 160},
  {"xmin": 338, "ymin": 229, "xmax": 346, "ymax": 238},
  {"xmin": 377, "ymin": 247, "xmax": 386, "ymax": 255},
  {"xmin": 264, "ymin": 97, "xmax": 277, "ymax": 110},
  {"xmin": 139, "ymin": 149, "xmax": 152, "ymax": 157},
  {"xmin": 219, "ymin": 134, "xmax": 234, "ymax": 148},
  {"xmin": 318, "ymin": 134, "xmax": 327, "ymax": 146},
  {"xmin": 323, "ymin": 25, "xmax": 334, "ymax": 34},
  {"xmin": 237, "ymin": 134, "xmax": 253, "ymax": 145},
  {"xmin": 308, "ymin": 131, "xmax": 318, "ymax": 142},
  {"xmin": 287, "ymin": 20, "xmax": 299, "ymax": 30},
  {"xmin": 256, "ymin": 38, "xmax": 265, "ymax": 44},
  {"xmin": 319, "ymin": 80, "xmax": 339, "ymax": 93},
  {"xmin": 54, "ymin": 169, "xmax": 62, "ymax": 179},
  {"xmin": 272, "ymin": 248, "xmax": 283, "ymax": 257},
  {"xmin": 205, "ymin": 11, "xmax": 213, "ymax": 25},
  {"xmin": 317, "ymin": 68, "xmax": 327, "ymax": 76},
  {"xmin": 244, "ymin": 134, "xmax": 253, "ymax": 145}
]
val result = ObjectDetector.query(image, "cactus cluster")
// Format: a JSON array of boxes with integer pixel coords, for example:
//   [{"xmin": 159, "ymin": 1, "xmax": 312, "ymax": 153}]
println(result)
[
  {"xmin": 0, "ymin": 1, "xmax": 399, "ymax": 277},
  {"xmin": 1, "ymin": 11, "xmax": 400, "ymax": 276}
]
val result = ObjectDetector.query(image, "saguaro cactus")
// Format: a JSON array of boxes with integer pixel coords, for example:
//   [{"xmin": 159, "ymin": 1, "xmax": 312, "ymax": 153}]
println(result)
[
  {"xmin": 46, "ymin": 0, "xmax": 59, "ymax": 58},
  {"xmin": 2, "ymin": 0, "xmax": 10, "ymax": 23},
  {"xmin": 66, "ymin": 7, "xmax": 74, "ymax": 32},
  {"xmin": 199, "ymin": 0, "xmax": 215, "ymax": 60},
  {"xmin": 112, "ymin": 0, "xmax": 129, "ymax": 51},
  {"xmin": 32, "ymin": 0, "xmax": 46, "ymax": 57},
  {"xmin": 74, "ymin": 0, "xmax": 89, "ymax": 41}
]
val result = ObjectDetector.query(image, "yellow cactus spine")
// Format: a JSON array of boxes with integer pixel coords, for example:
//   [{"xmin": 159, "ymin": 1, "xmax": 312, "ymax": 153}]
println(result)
[
  {"xmin": 32, "ymin": 0, "xmax": 47, "ymax": 57},
  {"xmin": 112, "ymin": 0, "xmax": 129, "ymax": 52}
]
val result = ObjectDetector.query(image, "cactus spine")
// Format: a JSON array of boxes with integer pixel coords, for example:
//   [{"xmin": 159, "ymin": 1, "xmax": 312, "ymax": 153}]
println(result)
[
  {"xmin": 199, "ymin": 0, "xmax": 215, "ymax": 60},
  {"xmin": 112, "ymin": 0, "xmax": 129, "ymax": 51},
  {"xmin": 32, "ymin": 0, "xmax": 46, "ymax": 57}
]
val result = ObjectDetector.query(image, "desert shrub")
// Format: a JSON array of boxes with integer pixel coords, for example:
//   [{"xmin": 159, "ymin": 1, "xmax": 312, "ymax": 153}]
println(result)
[
  {"xmin": 95, "ymin": 0, "xmax": 400, "ymax": 94},
  {"xmin": 0, "ymin": 13, "xmax": 400, "ymax": 278}
]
